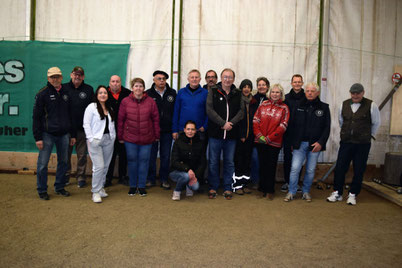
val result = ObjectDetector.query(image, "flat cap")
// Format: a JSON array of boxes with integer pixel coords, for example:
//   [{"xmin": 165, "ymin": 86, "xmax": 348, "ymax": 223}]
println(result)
[
  {"xmin": 153, "ymin": 70, "xmax": 169, "ymax": 79},
  {"xmin": 350, "ymin": 83, "xmax": 364, "ymax": 93}
]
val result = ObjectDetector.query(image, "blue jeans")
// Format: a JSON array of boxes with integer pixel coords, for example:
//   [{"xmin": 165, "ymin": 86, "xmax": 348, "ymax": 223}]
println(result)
[
  {"xmin": 289, "ymin": 141, "xmax": 320, "ymax": 195},
  {"xmin": 36, "ymin": 132, "xmax": 69, "ymax": 193},
  {"xmin": 125, "ymin": 142, "xmax": 152, "ymax": 188},
  {"xmin": 169, "ymin": 170, "xmax": 200, "ymax": 192},
  {"xmin": 208, "ymin": 137, "xmax": 236, "ymax": 191},
  {"xmin": 251, "ymin": 147, "xmax": 259, "ymax": 184},
  {"xmin": 148, "ymin": 132, "xmax": 172, "ymax": 183}
]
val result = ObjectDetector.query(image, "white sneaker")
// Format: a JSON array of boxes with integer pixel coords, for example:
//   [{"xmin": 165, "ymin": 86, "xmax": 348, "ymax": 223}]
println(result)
[
  {"xmin": 172, "ymin": 191, "xmax": 181, "ymax": 201},
  {"xmin": 92, "ymin": 193, "xmax": 102, "ymax": 203},
  {"xmin": 347, "ymin": 193, "xmax": 356, "ymax": 205},
  {"xmin": 185, "ymin": 186, "xmax": 194, "ymax": 197},
  {"xmin": 327, "ymin": 191, "xmax": 343, "ymax": 202},
  {"xmin": 99, "ymin": 188, "xmax": 108, "ymax": 198}
]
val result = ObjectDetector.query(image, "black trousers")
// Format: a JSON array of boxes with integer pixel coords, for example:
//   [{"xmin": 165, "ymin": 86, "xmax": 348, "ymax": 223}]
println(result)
[
  {"xmin": 333, "ymin": 142, "xmax": 371, "ymax": 196},
  {"xmin": 256, "ymin": 143, "xmax": 281, "ymax": 194},
  {"xmin": 106, "ymin": 139, "xmax": 127, "ymax": 180},
  {"xmin": 234, "ymin": 138, "xmax": 254, "ymax": 177},
  {"xmin": 282, "ymin": 138, "xmax": 292, "ymax": 184}
]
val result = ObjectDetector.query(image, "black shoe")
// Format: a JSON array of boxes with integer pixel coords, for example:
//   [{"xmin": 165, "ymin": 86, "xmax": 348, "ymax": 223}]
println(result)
[
  {"xmin": 78, "ymin": 180, "xmax": 87, "ymax": 188},
  {"xmin": 104, "ymin": 179, "xmax": 112, "ymax": 188},
  {"xmin": 55, "ymin": 189, "xmax": 70, "ymax": 197},
  {"xmin": 128, "ymin": 187, "xmax": 137, "ymax": 196},
  {"xmin": 39, "ymin": 192, "xmax": 50, "ymax": 200},
  {"xmin": 160, "ymin": 182, "xmax": 171, "ymax": 190},
  {"xmin": 138, "ymin": 188, "xmax": 147, "ymax": 196}
]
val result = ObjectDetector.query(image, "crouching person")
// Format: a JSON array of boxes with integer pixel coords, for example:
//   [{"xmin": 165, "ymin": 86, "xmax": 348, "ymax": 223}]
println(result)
[
  {"xmin": 170, "ymin": 120, "xmax": 206, "ymax": 201},
  {"xmin": 83, "ymin": 86, "xmax": 116, "ymax": 203}
]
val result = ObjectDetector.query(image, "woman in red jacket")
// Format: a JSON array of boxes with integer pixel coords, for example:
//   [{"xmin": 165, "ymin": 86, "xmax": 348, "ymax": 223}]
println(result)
[
  {"xmin": 253, "ymin": 84, "xmax": 289, "ymax": 200},
  {"xmin": 118, "ymin": 78, "xmax": 160, "ymax": 196}
]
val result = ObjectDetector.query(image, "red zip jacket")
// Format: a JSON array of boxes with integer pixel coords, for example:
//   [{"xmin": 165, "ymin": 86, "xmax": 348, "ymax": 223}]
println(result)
[
  {"xmin": 118, "ymin": 93, "xmax": 160, "ymax": 145},
  {"xmin": 253, "ymin": 99, "xmax": 289, "ymax": 148}
]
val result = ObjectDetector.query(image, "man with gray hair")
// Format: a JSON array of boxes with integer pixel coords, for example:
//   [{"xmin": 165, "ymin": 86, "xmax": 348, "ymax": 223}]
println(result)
[
  {"xmin": 284, "ymin": 82, "xmax": 331, "ymax": 202},
  {"xmin": 327, "ymin": 83, "xmax": 380, "ymax": 205}
]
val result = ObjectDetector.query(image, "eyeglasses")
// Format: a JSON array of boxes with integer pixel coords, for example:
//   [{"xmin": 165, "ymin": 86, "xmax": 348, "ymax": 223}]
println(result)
[
  {"xmin": 155, "ymin": 77, "xmax": 167, "ymax": 81},
  {"xmin": 223, "ymin": 76, "xmax": 234, "ymax": 81}
]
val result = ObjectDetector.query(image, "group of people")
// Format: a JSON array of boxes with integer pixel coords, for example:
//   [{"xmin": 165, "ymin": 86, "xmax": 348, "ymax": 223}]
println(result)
[{"xmin": 32, "ymin": 66, "xmax": 380, "ymax": 206}]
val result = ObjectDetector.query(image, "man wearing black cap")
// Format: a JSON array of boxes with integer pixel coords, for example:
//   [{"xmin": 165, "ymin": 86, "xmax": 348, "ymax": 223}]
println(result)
[
  {"xmin": 63, "ymin": 66, "xmax": 94, "ymax": 188},
  {"xmin": 327, "ymin": 83, "xmax": 380, "ymax": 205},
  {"xmin": 146, "ymin": 70, "xmax": 176, "ymax": 189}
]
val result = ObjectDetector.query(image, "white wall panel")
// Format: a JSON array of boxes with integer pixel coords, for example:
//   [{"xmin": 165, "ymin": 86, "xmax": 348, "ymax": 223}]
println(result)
[
  {"xmin": 180, "ymin": 0, "xmax": 320, "ymax": 90},
  {"xmin": 35, "ymin": 0, "xmax": 173, "ymax": 88},
  {"xmin": 325, "ymin": 0, "xmax": 402, "ymax": 164},
  {"xmin": 0, "ymin": 0, "xmax": 29, "ymax": 40}
]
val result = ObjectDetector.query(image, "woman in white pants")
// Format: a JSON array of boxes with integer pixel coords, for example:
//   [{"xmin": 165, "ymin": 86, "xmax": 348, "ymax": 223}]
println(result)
[{"xmin": 83, "ymin": 85, "xmax": 116, "ymax": 203}]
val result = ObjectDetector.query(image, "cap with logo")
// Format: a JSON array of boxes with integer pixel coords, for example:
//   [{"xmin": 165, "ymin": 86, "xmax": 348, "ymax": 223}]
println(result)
[{"xmin": 47, "ymin": 67, "xmax": 62, "ymax": 77}]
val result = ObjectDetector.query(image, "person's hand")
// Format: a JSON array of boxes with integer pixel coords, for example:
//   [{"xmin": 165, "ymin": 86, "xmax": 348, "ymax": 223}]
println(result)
[
  {"xmin": 172, "ymin": 132, "xmax": 178, "ymax": 140},
  {"xmin": 188, "ymin": 169, "xmax": 196, "ymax": 179},
  {"xmin": 258, "ymin": 136, "xmax": 267, "ymax": 144},
  {"xmin": 240, "ymin": 138, "xmax": 246, "ymax": 143},
  {"xmin": 198, "ymin": 127, "xmax": 205, "ymax": 132},
  {"xmin": 36, "ymin": 140, "xmax": 43, "ymax": 150},
  {"xmin": 222, "ymin": 122, "xmax": 233, "ymax": 131},
  {"xmin": 119, "ymin": 140, "xmax": 124, "ymax": 144},
  {"xmin": 70, "ymin": 138, "xmax": 76, "ymax": 146},
  {"xmin": 311, "ymin": 142, "xmax": 322, "ymax": 152}
]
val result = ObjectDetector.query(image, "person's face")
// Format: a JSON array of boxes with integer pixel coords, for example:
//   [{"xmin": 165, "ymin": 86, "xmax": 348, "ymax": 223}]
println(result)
[
  {"xmin": 205, "ymin": 71, "xmax": 217, "ymax": 87},
  {"xmin": 242, "ymin": 85, "xmax": 252, "ymax": 97},
  {"xmin": 48, "ymin": 75, "xmax": 63, "ymax": 88},
  {"xmin": 97, "ymin": 87, "xmax": 108, "ymax": 103},
  {"xmin": 132, "ymin": 82, "xmax": 145, "ymax": 99},
  {"xmin": 70, "ymin": 72, "xmax": 84, "ymax": 87},
  {"xmin": 221, "ymin": 70, "xmax": 234, "ymax": 88},
  {"xmin": 184, "ymin": 123, "xmax": 196, "ymax": 138},
  {"xmin": 351, "ymin": 91, "xmax": 365, "ymax": 103},
  {"xmin": 109, "ymin": 75, "xmax": 121, "ymax": 92},
  {"xmin": 291, "ymin": 76, "xmax": 303, "ymax": 92},
  {"xmin": 257, "ymin": 80, "xmax": 268, "ymax": 94},
  {"xmin": 305, "ymin": 86, "xmax": 320, "ymax": 101},
  {"xmin": 188, "ymin": 72, "xmax": 201, "ymax": 88},
  {"xmin": 270, "ymin": 87, "xmax": 282, "ymax": 101},
  {"xmin": 153, "ymin": 74, "xmax": 167, "ymax": 90}
]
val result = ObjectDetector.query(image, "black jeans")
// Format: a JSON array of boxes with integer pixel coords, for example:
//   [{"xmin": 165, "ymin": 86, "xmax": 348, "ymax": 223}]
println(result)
[
  {"xmin": 256, "ymin": 143, "xmax": 281, "ymax": 194},
  {"xmin": 234, "ymin": 138, "xmax": 254, "ymax": 177},
  {"xmin": 106, "ymin": 139, "xmax": 127, "ymax": 180},
  {"xmin": 333, "ymin": 142, "xmax": 371, "ymax": 196}
]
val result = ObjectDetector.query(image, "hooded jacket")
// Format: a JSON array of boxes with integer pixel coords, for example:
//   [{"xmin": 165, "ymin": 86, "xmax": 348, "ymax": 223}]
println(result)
[{"xmin": 117, "ymin": 93, "xmax": 160, "ymax": 145}]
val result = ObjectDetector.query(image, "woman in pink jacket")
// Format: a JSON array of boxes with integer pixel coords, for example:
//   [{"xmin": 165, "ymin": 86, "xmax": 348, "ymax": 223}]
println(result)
[
  {"xmin": 253, "ymin": 84, "xmax": 289, "ymax": 200},
  {"xmin": 118, "ymin": 78, "xmax": 160, "ymax": 197}
]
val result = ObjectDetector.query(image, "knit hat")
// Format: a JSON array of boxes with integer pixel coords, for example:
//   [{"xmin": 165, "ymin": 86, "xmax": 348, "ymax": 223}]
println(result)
[{"xmin": 239, "ymin": 79, "xmax": 253, "ymax": 90}]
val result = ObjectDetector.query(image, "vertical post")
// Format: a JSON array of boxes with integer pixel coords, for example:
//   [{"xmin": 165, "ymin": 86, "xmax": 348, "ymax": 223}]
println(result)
[
  {"xmin": 177, "ymin": 0, "xmax": 183, "ymax": 90},
  {"xmin": 30, "ymin": 0, "xmax": 36, "ymax": 40},
  {"xmin": 170, "ymin": 0, "xmax": 176, "ymax": 83}
]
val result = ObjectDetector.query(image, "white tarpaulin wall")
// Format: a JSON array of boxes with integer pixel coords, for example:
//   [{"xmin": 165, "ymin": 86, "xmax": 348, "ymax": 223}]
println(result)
[
  {"xmin": 34, "ymin": 0, "xmax": 173, "ymax": 89},
  {"xmin": 323, "ymin": 0, "xmax": 402, "ymax": 164},
  {"xmin": 1, "ymin": 0, "xmax": 401, "ymax": 164},
  {"xmin": 180, "ymin": 0, "xmax": 320, "ymax": 90}
]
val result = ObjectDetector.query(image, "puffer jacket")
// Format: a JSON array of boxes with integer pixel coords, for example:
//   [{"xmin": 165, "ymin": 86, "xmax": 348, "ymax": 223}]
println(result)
[
  {"xmin": 117, "ymin": 93, "xmax": 160, "ymax": 145},
  {"xmin": 170, "ymin": 132, "xmax": 206, "ymax": 179},
  {"xmin": 253, "ymin": 99, "xmax": 289, "ymax": 148}
]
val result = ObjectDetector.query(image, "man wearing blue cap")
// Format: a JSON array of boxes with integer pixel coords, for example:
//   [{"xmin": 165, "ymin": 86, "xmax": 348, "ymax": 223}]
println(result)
[{"xmin": 327, "ymin": 83, "xmax": 380, "ymax": 205}]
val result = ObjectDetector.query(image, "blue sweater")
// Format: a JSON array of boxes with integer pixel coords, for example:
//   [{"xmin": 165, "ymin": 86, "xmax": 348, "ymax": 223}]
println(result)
[{"xmin": 172, "ymin": 84, "xmax": 208, "ymax": 133}]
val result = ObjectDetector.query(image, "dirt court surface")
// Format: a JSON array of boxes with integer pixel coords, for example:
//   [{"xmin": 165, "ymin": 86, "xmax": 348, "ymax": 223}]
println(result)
[{"xmin": 0, "ymin": 173, "xmax": 401, "ymax": 267}]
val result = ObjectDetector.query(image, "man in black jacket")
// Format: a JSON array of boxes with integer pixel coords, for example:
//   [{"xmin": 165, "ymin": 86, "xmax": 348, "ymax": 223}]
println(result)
[
  {"xmin": 146, "ymin": 70, "xmax": 176, "ymax": 190},
  {"xmin": 284, "ymin": 82, "xmax": 330, "ymax": 202},
  {"xmin": 33, "ymin": 67, "xmax": 76, "ymax": 200},
  {"xmin": 206, "ymin": 68, "xmax": 244, "ymax": 200},
  {"xmin": 282, "ymin": 74, "xmax": 305, "ymax": 192},
  {"xmin": 63, "ymin": 66, "xmax": 94, "ymax": 188},
  {"xmin": 105, "ymin": 75, "xmax": 131, "ymax": 186}
]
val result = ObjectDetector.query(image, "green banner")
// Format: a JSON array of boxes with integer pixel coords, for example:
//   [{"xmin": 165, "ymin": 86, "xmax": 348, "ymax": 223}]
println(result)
[{"xmin": 0, "ymin": 41, "xmax": 130, "ymax": 152}]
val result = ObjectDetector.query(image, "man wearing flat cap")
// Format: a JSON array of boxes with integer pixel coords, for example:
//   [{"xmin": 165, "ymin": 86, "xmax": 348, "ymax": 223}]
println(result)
[
  {"xmin": 63, "ymin": 66, "xmax": 94, "ymax": 188},
  {"xmin": 146, "ymin": 70, "xmax": 176, "ymax": 189},
  {"xmin": 327, "ymin": 83, "xmax": 380, "ymax": 205},
  {"xmin": 33, "ymin": 67, "xmax": 76, "ymax": 200}
]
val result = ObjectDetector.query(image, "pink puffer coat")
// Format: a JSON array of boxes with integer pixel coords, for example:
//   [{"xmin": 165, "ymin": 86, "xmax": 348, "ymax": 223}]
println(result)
[{"xmin": 118, "ymin": 93, "xmax": 160, "ymax": 145}]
